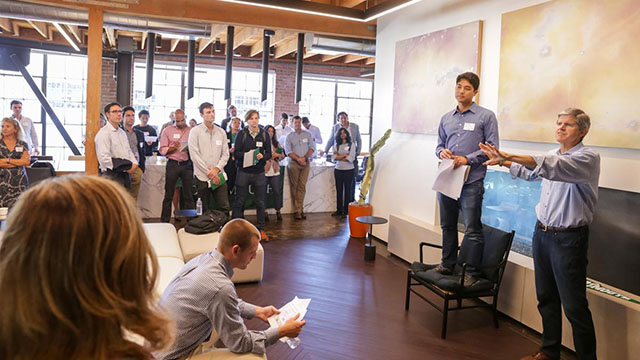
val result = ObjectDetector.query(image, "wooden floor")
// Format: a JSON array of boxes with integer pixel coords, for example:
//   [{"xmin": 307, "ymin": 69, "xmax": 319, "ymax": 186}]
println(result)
[{"xmin": 221, "ymin": 212, "xmax": 577, "ymax": 360}]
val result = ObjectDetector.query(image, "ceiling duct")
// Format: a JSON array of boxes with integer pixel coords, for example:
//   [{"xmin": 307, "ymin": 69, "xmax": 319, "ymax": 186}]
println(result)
[
  {"xmin": 304, "ymin": 33, "xmax": 375, "ymax": 57},
  {"xmin": 0, "ymin": 1, "xmax": 211, "ymax": 38}
]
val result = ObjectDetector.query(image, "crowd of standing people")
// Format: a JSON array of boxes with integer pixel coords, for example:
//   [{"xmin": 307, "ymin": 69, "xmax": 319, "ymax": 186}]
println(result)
[{"xmin": 94, "ymin": 100, "xmax": 363, "ymax": 241}]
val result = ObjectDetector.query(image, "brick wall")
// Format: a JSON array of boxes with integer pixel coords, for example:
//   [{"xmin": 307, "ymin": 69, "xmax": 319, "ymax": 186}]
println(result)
[
  {"xmin": 101, "ymin": 58, "xmax": 117, "ymax": 112},
  {"xmin": 124, "ymin": 55, "xmax": 363, "ymax": 125}
]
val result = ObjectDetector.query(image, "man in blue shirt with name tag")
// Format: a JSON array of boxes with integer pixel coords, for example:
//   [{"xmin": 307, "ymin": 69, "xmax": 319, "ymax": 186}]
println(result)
[
  {"xmin": 433, "ymin": 72, "xmax": 499, "ymax": 286},
  {"xmin": 480, "ymin": 108, "xmax": 599, "ymax": 360}
]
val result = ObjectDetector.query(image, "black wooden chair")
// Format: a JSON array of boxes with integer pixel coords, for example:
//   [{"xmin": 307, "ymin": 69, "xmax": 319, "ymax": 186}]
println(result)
[{"xmin": 405, "ymin": 225, "xmax": 515, "ymax": 339}]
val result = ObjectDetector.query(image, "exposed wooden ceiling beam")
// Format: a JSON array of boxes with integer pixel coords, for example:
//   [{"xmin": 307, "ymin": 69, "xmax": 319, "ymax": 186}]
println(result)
[
  {"xmin": 365, "ymin": 56, "xmax": 375, "ymax": 65},
  {"xmin": 198, "ymin": 23, "xmax": 226, "ymax": 54},
  {"xmin": 27, "ymin": 0, "xmax": 376, "ymax": 39},
  {"xmin": 104, "ymin": 28, "xmax": 116, "ymax": 48},
  {"xmin": 170, "ymin": 38, "xmax": 180, "ymax": 52},
  {"xmin": 66, "ymin": 24, "xmax": 82, "ymax": 43},
  {"xmin": 12, "ymin": 22, "xmax": 20, "ymax": 37},
  {"xmin": 343, "ymin": 54, "xmax": 368, "ymax": 63},
  {"xmin": 249, "ymin": 30, "xmax": 295, "ymax": 57},
  {"xmin": 321, "ymin": 54, "xmax": 345, "ymax": 62},
  {"xmin": 274, "ymin": 36, "xmax": 299, "ymax": 58},
  {"xmin": 339, "ymin": 0, "xmax": 367, "ymax": 7},
  {"xmin": 233, "ymin": 26, "xmax": 260, "ymax": 50},
  {"xmin": 27, "ymin": 20, "xmax": 48, "ymax": 39},
  {"xmin": 141, "ymin": 31, "xmax": 147, "ymax": 50},
  {"xmin": 0, "ymin": 17, "xmax": 12, "ymax": 34}
]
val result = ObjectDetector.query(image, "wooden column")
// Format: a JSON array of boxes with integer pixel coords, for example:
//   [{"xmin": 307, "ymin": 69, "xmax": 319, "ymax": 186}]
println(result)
[{"xmin": 85, "ymin": 8, "xmax": 103, "ymax": 175}]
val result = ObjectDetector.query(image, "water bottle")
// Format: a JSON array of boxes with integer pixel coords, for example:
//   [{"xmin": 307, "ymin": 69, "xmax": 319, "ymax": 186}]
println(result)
[
  {"xmin": 196, "ymin": 198, "xmax": 203, "ymax": 215},
  {"xmin": 286, "ymin": 337, "xmax": 301, "ymax": 349}
]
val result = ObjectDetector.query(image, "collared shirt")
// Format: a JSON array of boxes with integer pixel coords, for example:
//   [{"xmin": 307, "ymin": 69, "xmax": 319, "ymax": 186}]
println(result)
[
  {"xmin": 11, "ymin": 114, "xmax": 38, "ymax": 150},
  {"xmin": 123, "ymin": 127, "xmax": 140, "ymax": 162},
  {"xmin": 285, "ymin": 129, "xmax": 314, "ymax": 158},
  {"xmin": 510, "ymin": 143, "xmax": 600, "ymax": 228},
  {"xmin": 188, "ymin": 123, "xmax": 229, "ymax": 182},
  {"xmin": 153, "ymin": 250, "xmax": 279, "ymax": 360},
  {"xmin": 276, "ymin": 124, "xmax": 293, "ymax": 146},
  {"xmin": 159, "ymin": 125, "xmax": 191, "ymax": 162},
  {"xmin": 305, "ymin": 124, "xmax": 323, "ymax": 145},
  {"xmin": 95, "ymin": 123, "xmax": 138, "ymax": 172},
  {"xmin": 304, "ymin": 124, "xmax": 322, "ymax": 158},
  {"xmin": 435, "ymin": 102, "xmax": 499, "ymax": 184},
  {"xmin": 325, "ymin": 122, "xmax": 362, "ymax": 156},
  {"xmin": 332, "ymin": 143, "xmax": 356, "ymax": 170}
]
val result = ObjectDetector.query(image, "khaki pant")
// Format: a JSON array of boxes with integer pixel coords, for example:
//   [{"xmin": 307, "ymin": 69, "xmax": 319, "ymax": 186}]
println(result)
[
  {"xmin": 182, "ymin": 331, "xmax": 267, "ymax": 360},
  {"xmin": 129, "ymin": 166, "xmax": 143, "ymax": 200},
  {"xmin": 287, "ymin": 160, "xmax": 310, "ymax": 214}
]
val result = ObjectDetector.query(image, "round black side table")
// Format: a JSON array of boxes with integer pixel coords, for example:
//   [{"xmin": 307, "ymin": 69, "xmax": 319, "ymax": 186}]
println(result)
[{"xmin": 355, "ymin": 216, "xmax": 388, "ymax": 261}]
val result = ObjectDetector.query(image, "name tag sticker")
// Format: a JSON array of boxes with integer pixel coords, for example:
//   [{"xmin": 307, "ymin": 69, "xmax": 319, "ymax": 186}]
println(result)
[
  {"xmin": 216, "ymin": 140, "xmax": 222, "ymax": 146},
  {"xmin": 463, "ymin": 122, "xmax": 475, "ymax": 131},
  {"xmin": 173, "ymin": 134, "xmax": 180, "ymax": 139},
  {"xmin": 15, "ymin": 146, "xmax": 23, "ymax": 152},
  {"xmin": 143, "ymin": 132, "xmax": 149, "ymax": 136},
  {"xmin": 345, "ymin": 146, "xmax": 349, "ymax": 151},
  {"xmin": 227, "ymin": 139, "xmax": 231, "ymax": 143},
  {"xmin": 256, "ymin": 141, "xmax": 263, "ymax": 147},
  {"xmin": 302, "ymin": 138, "xmax": 308, "ymax": 143}
]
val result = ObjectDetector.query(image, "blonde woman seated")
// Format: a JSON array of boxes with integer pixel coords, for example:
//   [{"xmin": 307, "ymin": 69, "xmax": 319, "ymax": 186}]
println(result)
[
  {"xmin": 0, "ymin": 117, "xmax": 30, "ymax": 208},
  {"xmin": 0, "ymin": 176, "xmax": 173, "ymax": 360}
]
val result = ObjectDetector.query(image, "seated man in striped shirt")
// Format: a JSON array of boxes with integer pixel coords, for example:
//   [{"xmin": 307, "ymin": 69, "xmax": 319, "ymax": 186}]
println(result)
[{"xmin": 154, "ymin": 219, "xmax": 306, "ymax": 359}]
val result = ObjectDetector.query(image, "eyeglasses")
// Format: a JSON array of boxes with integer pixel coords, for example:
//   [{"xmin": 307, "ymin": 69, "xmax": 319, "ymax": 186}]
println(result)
[{"xmin": 108, "ymin": 109, "xmax": 122, "ymax": 113}]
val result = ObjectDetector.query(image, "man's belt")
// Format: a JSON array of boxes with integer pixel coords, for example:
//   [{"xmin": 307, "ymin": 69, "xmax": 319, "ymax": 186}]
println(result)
[
  {"xmin": 536, "ymin": 220, "xmax": 587, "ymax": 233},
  {"xmin": 168, "ymin": 159, "xmax": 192, "ymax": 166}
]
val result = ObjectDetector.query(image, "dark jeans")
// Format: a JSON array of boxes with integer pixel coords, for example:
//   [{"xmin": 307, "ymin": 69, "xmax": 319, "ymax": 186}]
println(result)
[
  {"xmin": 196, "ymin": 178, "xmax": 230, "ymax": 214},
  {"xmin": 438, "ymin": 179, "xmax": 484, "ymax": 275},
  {"xmin": 334, "ymin": 169, "xmax": 354, "ymax": 214},
  {"xmin": 533, "ymin": 225, "xmax": 596, "ymax": 360},
  {"xmin": 266, "ymin": 175, "xmax": 282, "ymax": 210},
  {"xmin": 232, "ymin": 170, "xmax": 266, "ymax": 230},
  {"xmin": 161, "ymin": 160, "xmax": 195, "ymax": 222}
]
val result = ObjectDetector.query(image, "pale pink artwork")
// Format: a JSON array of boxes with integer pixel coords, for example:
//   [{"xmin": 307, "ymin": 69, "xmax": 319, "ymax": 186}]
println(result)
[{"xmin": 392, "ymin": 21, "xmax": 482, "ymax": 135}]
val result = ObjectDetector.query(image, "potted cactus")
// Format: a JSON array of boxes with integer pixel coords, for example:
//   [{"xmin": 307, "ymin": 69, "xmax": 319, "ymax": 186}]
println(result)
[{"xmin": 349, "ymin": 129, "xmax": 392, "ymax": 238}]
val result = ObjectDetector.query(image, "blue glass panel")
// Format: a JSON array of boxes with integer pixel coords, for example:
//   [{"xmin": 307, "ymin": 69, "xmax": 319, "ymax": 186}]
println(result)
[{"xmin": 481, "ymin": 170, "xmax": 541, "ymax": 257}]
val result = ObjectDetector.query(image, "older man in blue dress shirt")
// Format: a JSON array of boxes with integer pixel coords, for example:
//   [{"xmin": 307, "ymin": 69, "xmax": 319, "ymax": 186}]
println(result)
[
  {"xmin": 433, "ymin": 72, "xmax": 499, "ymax": 286},
  {"xmin": 480, "ymin": 108, "xmax": 599, "ymax": 360}
]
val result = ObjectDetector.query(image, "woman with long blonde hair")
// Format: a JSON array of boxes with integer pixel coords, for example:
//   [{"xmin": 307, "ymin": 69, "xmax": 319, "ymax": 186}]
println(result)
[
  {"xmin": 0, "ymin": 175, "xmax": 173, "ymax": 359},
  {"xmin": 0, "ymin": 117, "xmax": 30, "ymax": 207}
]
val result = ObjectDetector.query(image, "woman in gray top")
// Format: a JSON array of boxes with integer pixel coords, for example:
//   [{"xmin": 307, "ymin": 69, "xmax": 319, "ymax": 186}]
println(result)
[{"xmin": 331, "ymin": 127, "xmax": 356, "ymax": 218}]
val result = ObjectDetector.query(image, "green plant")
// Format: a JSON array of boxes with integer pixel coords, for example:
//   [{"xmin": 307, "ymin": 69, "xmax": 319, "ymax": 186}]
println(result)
[{"xmin": 357, "ymin": 129, "xmax": 392, "ymax": 205}]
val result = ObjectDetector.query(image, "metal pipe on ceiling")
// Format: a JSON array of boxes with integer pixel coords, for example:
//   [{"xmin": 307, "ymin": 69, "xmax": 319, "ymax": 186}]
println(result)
[
  {"xmin": 0, "ymin": 1, "xmax": 211, "ymax": 38},
  {"xmin": 145, "ymin": 32, "xmax": 155, "ymax": 99}
]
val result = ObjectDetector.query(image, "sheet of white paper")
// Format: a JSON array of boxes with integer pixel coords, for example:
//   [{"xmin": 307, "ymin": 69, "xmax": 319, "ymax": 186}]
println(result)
[
  {"xmin": 144, "ymin": 135, "xmax": 158, "ymax": 142},
  {"xmin": 268, "ymin": 296, "xmax": 311, "ymax": 343},
  {"xmin": 431, "ymin": 159, "xmax": 470, "ymax": 200},
  {"xmin": 243, "ymin": 150, "xmax": 254, "ymax": 168}
]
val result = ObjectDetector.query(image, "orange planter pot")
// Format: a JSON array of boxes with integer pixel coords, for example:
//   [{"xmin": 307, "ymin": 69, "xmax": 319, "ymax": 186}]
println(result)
[{"xmin": 348, "ymin": 203, "xmax": 373, "ymax": 238}]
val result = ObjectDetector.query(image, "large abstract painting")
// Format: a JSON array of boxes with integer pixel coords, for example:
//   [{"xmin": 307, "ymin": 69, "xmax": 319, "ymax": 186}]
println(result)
[
  {"xmin": 392, "ymin": 21, "xmax": 482, "ymax": 135},
  {"xmin": 498, "ymin": 0, "xmax": 640, "ymax": 149}
]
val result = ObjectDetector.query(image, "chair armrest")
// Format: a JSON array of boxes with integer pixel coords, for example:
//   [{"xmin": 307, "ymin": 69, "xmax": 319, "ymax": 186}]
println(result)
[{"xmin": 419, "ymin": 242, "xmax": 442, "ymax": 263}]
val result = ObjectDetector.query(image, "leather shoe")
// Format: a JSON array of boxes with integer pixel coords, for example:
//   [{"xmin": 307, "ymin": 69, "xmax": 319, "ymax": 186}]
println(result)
[
  {"xmin": 430, "ymin": 264, "xmax": 453, "ymax": 275},
  {"xmin": 331, "ymin": 211, "xmax": 342, "ymax": 216},
  {"xmin": 301, "ymin": 212, "xmax": 307, "ymax": 219},
  {"xmin": 520, "ymin": 352, "xmax": 554, "ymax": 360},
  {"xmin": 259, "ymin": 230, "xmax": 270, "ymax": 242},
  {"xmin": 276, "ymin": 210, "xmax": 282, "ymax": 221},
  {"xmin": 463, "ymin": 273, "xmax": 479, "ymax": 287},
  {"xmin": 294, "ymin": 212, "xmax": 303, "ymax": 220}
]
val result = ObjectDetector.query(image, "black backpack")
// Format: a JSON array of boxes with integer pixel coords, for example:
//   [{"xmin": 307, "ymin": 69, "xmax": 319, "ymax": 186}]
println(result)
[{"xmin": 185, "ymin": 210, "xmax": 229, "ymax": 234}]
